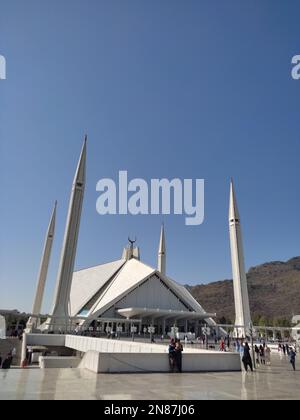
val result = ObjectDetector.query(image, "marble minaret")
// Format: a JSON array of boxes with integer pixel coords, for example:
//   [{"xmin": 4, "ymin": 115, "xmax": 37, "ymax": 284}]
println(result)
[
  {"xmin": 229, "ymin": 179, "xmax": 251, "ymax": 338},
  {"xmin": 158, "ymin": 224, "xmax": 166, "ymax": 275},
  {"xmin": 26, "ymin": 201, "xmax": 57, "ymax": 331},
  {"xmin": 49, "ymin": 137, "xmax": 87, "ymax": 331}
]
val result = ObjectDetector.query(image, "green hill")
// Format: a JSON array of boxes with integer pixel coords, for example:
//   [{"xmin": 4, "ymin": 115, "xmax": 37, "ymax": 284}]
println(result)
[{"xmin": 187, "ymin": 257, "xmax": 300, "ymax": 326}]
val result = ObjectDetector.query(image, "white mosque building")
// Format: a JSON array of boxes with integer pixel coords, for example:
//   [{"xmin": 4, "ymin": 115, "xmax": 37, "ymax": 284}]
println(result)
[
  {"xmin": 68, "ymin": 227, "xmax": 217, "ymax": 337},
  {"xmin": 28, "ymin": 137, "xmax": 251, "ymax": 340}
]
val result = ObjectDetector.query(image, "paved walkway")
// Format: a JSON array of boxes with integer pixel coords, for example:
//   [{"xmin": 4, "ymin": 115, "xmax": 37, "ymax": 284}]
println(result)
[{"xmin": 0, "ymin": 354, "xmax": 298, "ymax": 400}]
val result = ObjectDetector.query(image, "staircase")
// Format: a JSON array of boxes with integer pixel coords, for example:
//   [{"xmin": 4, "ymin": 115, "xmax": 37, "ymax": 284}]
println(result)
[{"xmin": 0, "ymin": 338, "xmax": 22, "ymax": 366}]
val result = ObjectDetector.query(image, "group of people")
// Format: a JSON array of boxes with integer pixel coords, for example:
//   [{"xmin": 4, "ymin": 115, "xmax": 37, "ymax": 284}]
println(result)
[
  {"xmin": 254, "ymin": 344, "xmax": 271, "ymax": 366},
  {"xmin": 168, "ymin": 339, "xmax": 183, "ymax": 373},
  {"xmin": 0, "ymin": 348, "xmax": 16, "ymax": 370},
  {"xmin": 242, "ymin": 341, "xmax": 297, "ymax": 372},
  {"xmin": 278, "ymin": 343, "xmax": 293, "ymax": 356},
  {"xmin": 7, "ymin": 329, "xmax": 23, "ymax": 339}
]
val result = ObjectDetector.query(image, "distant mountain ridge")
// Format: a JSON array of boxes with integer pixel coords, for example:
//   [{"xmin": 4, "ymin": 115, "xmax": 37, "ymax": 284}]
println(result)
[{"xmin": 188, "ymin": 257, "xmax": 300, "ymax": 325}]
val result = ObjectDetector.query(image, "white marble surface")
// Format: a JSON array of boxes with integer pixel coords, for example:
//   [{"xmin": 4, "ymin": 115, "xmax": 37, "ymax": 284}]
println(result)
[{"xmin": 0, "ymin": 355, "xmax": 299, "ymax": 400}]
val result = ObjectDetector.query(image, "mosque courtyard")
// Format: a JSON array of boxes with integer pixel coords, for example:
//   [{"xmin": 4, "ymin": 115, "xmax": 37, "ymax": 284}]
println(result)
[{"xmin": 0, "ymin": 354, "xmax": 298, "ymax": 400}]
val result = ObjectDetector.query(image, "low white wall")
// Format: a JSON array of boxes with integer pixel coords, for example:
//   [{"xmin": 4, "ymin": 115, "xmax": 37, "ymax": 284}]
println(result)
[
  {"xmin": 80, "ymin": 350, "xmax": 241, "ymax": 373},
  {"xmin": 183, "ymin": 352, "xmax": 241, "ymax": 372},
  {"xmin": 27, "ymin": 334, "xmax": 66, "ymax": 347},
  {"xmin": 79, "ymin": 351, "xmax": 102, "ymax": 372},
  {"xmin": 39, "ymin": 356, "xmax": 81, "ymax": 369},
  {"xmin": 26, "ymin": 334, "xmax": 241, "ymax": 373}
]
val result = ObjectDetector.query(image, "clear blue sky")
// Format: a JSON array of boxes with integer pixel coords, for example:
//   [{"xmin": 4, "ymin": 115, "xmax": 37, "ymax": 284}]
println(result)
[{"xmin": 0, "ymin": 0, "xmax": 299, "ymax": 313}]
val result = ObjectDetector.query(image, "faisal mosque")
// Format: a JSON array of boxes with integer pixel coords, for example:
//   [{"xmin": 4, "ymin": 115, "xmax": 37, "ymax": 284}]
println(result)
[{"xmin": 24, "ymin": 136, "xmax": 251, "ymax": 370}]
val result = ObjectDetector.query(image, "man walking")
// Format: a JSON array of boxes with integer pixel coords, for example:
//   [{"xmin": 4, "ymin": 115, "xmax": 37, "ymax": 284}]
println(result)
[{"xmin": 289, "ymin": 348, "xmax": 296, "ymax": 371}]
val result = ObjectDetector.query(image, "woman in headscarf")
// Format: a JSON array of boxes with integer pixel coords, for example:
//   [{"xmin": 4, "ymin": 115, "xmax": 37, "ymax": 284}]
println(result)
[{"xmin": 242, "ymin": 342, "xmax": 253, "ymax": 372}]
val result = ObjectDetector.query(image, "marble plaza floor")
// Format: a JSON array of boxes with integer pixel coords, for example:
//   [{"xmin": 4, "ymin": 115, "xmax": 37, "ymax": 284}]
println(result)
[{"xmin": 0, "ymin": 354, "xmax": 299, "ymax": 400}]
